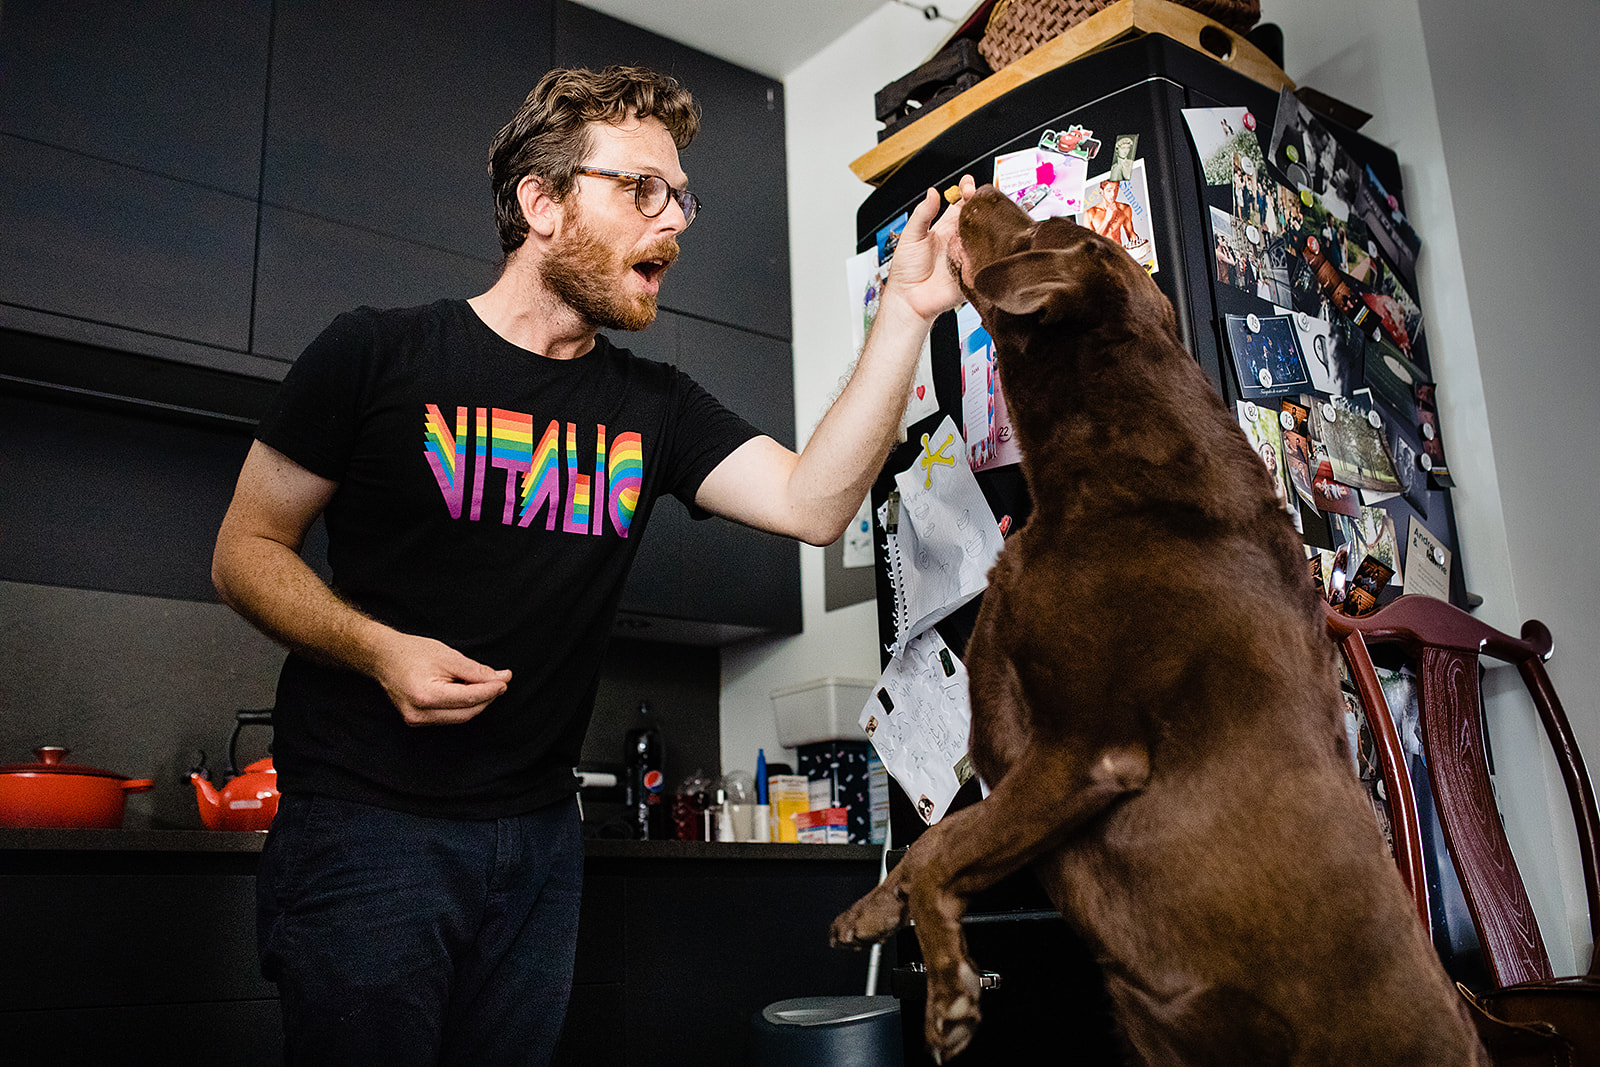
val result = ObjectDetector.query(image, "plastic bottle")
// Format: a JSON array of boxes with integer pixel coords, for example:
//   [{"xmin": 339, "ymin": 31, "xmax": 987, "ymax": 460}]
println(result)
[{"xmin": 624, "ymin": 701, "xmax": 665, "ymax": 840}]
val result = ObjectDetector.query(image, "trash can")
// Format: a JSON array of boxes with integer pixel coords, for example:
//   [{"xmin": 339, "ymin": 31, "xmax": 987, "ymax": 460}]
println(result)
[{"xmin": 747, "ymin": 995, "xmax": 902, "ymax": 1067}]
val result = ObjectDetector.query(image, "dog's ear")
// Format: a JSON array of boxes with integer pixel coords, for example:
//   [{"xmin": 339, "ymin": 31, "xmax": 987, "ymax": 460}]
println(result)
[{"xmin": 971, "ymin": 248, "xmax": 1094, "ymax": 324}]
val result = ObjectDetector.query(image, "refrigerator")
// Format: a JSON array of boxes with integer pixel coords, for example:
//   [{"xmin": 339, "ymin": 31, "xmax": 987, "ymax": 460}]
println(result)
[{"xmin": 855, "ymin": 33, "xmax": 1478, "ymax": 1065}]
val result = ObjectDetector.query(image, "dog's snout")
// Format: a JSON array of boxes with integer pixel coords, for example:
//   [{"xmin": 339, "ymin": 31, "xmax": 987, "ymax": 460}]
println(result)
[{"xmin": 959, "ymin": 188, "xmax": 1035, "ymax": 274}]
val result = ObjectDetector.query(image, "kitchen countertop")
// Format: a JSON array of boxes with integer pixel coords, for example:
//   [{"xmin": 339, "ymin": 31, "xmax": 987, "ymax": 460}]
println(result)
[{"xmin": 0, "ymin": 826, "xmax": 886, "ymax": 862}]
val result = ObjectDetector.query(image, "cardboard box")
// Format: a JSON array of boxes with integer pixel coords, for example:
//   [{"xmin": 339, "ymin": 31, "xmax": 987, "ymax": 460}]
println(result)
[
  {"xmin": 794, "ymin": 806, "xmax": 850, "ymax": 845},
  {"xmin": 770, "ymin": 677, "xmax": 875, "ymax": 747}
]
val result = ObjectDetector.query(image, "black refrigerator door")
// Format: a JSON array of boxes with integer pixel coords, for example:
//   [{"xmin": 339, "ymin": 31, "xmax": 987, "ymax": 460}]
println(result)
[{"xmin": 857, "ymin": 33, "xmax": 1476, "ymax": 1063}]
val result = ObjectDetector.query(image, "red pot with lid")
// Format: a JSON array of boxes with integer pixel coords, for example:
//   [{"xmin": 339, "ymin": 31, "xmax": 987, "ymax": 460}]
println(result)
[{"xmin": 0, "ymin": 746, "xmax": 156, "ymax": 829}]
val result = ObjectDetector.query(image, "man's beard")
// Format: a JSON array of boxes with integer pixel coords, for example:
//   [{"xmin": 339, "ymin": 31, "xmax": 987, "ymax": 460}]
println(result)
[{"xmin": 539, "ymin": 212, "xmax": 676, "ymax": 333}]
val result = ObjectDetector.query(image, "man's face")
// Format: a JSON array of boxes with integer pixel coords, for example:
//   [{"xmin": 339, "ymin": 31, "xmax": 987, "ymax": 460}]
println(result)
[{"xmin": 539, "ymin": 116, "xmax": 689, "ymax": 332}]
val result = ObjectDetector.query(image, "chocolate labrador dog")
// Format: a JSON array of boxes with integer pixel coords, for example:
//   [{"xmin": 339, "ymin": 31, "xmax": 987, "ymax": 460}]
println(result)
[{"xmin": 830, "ymin": 188, "xmax": 1486, "ymax": 1066}]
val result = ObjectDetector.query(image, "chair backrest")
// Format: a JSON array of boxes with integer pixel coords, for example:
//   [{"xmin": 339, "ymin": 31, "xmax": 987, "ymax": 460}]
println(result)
[{"xmin": 1324, "ymin": 594, "xmax": 1600, "ymax": 989}]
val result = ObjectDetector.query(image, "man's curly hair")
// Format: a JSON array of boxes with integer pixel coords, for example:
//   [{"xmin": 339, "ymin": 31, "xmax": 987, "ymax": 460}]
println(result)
[{"xmin": 488, "ymin": 65, "xmax": 699, "ymax": 256}]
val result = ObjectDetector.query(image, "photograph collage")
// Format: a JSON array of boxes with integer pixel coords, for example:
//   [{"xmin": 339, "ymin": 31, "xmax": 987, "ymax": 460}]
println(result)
[{"xmin": 1183, "ymin": 88, "xmax": 1453, "ymax": 618}]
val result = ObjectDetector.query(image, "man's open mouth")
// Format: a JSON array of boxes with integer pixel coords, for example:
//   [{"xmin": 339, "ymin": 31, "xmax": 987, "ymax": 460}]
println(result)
[{"xmin": 631, "ymin": 259, "xmax": 670, "ymax": 284}]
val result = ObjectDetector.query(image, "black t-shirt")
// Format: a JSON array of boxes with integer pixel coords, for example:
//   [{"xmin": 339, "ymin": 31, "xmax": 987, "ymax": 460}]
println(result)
[{"xmin": 254, "ymin": 299, "xmax": 760, "ymax": 818}]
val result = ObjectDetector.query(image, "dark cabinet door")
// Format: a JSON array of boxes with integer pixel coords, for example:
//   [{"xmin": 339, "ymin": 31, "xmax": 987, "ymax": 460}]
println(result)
[
  {"xmin": 250, "ymin": 205, "xmax": 499, "ymax": 364},
  {"xmin": 609, "ymin": 311, "xmax": 801, "ymax": 640},
  {"xmin": 609, "ymin": 314, "xmax": 687, "ymax": 625},
  {"xmin": 254, "ymin": 1, "xmax": 555, "ymax": 364},
  {"xmin": 262, "ymin": 0, "xmax": 555, "ymax": 263},
  {"xmin": 0, "ymin": 0, "xmax": 270, "ymax": 197},
  {"xmin": 0, "ymin": 0, "xmax": 269, "ymax": 358},
  {"xmin": 553, "ymin": 2, "xmax": 792, "ymax": 341},
  {"xmin": 0, "ymin": 136, "xmax": 259, "ymax": 355},
  {"xmin": 671, "ymin": 317, "xmax": 801, "ymax": 634}
]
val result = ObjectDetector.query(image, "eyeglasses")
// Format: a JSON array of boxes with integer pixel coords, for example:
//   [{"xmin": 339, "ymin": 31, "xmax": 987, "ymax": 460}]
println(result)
[{"xmin": 575, "ymin": 167, "xmax": 700, "ymax": 227}]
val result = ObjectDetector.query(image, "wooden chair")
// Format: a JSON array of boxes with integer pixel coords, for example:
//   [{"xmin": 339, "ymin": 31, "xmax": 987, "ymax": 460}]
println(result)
[{"xmin": 1324, "ymin": 594, "xmax": 1600, "ymax": 1064}]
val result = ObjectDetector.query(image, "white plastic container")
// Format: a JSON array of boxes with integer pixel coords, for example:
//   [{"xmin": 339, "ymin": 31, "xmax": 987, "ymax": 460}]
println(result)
[{"xmin": 769, "ymin": 677, "xmax": 876, "ymax": 747}]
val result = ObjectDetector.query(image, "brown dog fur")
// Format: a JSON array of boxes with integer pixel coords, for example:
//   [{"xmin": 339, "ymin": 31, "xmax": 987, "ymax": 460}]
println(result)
[{"xmin": 830, "ymin": 188, "xmax": 1488, "ymax": 1065}]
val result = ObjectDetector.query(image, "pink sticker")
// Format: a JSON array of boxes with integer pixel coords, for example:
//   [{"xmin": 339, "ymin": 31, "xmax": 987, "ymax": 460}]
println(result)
[{"xmin": 1036, "ymin": 161, "xmax": 1055, "ymax": 185}]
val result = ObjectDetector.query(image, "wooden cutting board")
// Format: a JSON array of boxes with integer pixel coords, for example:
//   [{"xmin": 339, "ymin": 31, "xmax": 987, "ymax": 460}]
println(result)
[{"xmin": 850, "ymin": 0, "xmax": 1293, "ymax": 186}]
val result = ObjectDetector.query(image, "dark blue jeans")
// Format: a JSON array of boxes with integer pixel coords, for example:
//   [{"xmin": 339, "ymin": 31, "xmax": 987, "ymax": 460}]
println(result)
[{"xmin": 257, "ymin": 793, "xmax": 583, "ymax": 1066}]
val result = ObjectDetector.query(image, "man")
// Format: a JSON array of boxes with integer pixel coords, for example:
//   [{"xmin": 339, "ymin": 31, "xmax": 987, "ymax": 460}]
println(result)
[{"xmin": 212, "ymin": 65, "xmax": 973, "ymax": 1065}]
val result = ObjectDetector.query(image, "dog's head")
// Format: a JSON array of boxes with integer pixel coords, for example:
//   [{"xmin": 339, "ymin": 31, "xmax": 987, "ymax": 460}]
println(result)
[{"xmin": 956, "ymin": 186, "xmax": 1174, "ymax": 336}]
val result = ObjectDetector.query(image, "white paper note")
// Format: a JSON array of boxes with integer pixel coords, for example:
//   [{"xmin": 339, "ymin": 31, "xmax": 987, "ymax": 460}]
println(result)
[
  {"xmin": 859, "ymin": 628, "xmax": 974, "ymax": 825},
  {"xmin": 880, "ymin": 416, "xmax": 1005, "ymax": 655}
]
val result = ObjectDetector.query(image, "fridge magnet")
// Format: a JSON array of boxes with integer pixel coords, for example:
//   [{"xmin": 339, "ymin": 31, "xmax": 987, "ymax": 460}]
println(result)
[
  {"xmin": 1267, "ymin": 85, "xmax": 1358, "ymax": 220},
  {"xmin": 1279, "ymin": 399, "xmax": 1319, "ymax": 509},
  {"xmin": 1209, "ymin": 208, "xmax": 1289, "ymax": 303},
  {"xmin": 859, "ymin": 627, "xmax": 974, "ymax": 826},
  {"xmin": 1414, "ymin": 382, "xmax": 1454, "ymax": 488},
  {"xmin": 844, "ymin": 246, "xmax": 885, "ymax": 357},
  {"xmin": 1080, "ymin": 158, "xmax": 1158, "ymax": 273},
  {"xmin": 1355, "ymin": 164, "xmax": 1420, "ymax": 293},
  {"xmin": 842, "ymin": 497, "xmax": 875, "ymax": 569},
  {"xmin": 1333, "ymin": 505, "xmax": 1405, "ymax": 591},
  {"xmin": 1341, "ymin": 685, "xmax": 1396, "ymax": 857},
  {"xmin": 1314, "ymin": 392, "xmax": 1402, "ymax": 493},
  {"xmin": 1181, "ymin": 106, "xmax": 1265, "ymax": 186},
  {"xmin": 1308, "ymin": 438, "xmax": 1362, "ymax": 518},
  {"xmin": 1381, "ymin": 423, "xmax": 1430, "ymax": 519},
  {"xmin": 993, "ymin": 146, "xmax": 1087, "ymax": 220},
  {"xmin": 1106, "ymin": 134, "xmax": 1139, "ymax": 182},
  {"xmin": 1340, "ymin": 554, "xmax": 1395, "ymax": 617},
  {"xmin": 875, "ymin": 212, "xmax": 909, "ymax": 263},
  {"xmin": 1404, "ymin": 516, "xmax": 1452, "ymax": 602},
  {"xmin": 957, "ymin": 303, "xmax": 1020, "ymax": 473},
  {"xmin": 1223, "ymin": 312, "xmax": 1310, "ymax": 398},
  {"xmin": 1236, "ymin": 401, "xmax": 1299, "ymax": 527},
  {"xmin": 1039, "ymin": 123, "xmax": 1100, "ymax": 160},
  {"xmin": 1233, "ymin": 154, "xmax": 1284, "ymax": 239},
  {"xmin": 1363, "ymin": 334, "xmax": 1427, "ymax": 425}
]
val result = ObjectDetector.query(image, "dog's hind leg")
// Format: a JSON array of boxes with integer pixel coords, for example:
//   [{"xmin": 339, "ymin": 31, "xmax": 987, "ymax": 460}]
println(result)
[{"xmin": 831, "ymin": 723, "xmax": 1148, "ymax": 1062}]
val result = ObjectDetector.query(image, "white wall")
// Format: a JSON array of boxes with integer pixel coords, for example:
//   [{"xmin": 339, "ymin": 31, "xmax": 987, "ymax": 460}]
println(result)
[
  {"xmin": 1262, "ymin": 0, "xmax": 1597, "ymax": 974},
  {"xmin": 716, "ymin": 4, "xmax": 950, "ymax": 780}
]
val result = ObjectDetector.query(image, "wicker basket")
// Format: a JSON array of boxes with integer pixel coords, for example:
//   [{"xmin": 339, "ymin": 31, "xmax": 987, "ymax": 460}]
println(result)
[{"xmin": 979, "ymin": 0, "xmax": 1260, "ymax": 71}]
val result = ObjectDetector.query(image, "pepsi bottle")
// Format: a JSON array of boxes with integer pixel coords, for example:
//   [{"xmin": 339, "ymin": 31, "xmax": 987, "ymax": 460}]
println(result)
[{"xmin": 624, "ymin": 701, "xmax": 665, "ymax": 839}]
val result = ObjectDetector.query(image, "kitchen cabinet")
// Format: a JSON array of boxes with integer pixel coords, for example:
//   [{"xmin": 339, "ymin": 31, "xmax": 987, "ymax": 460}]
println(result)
[
  {"xmin": 261, "ymin": 0, "xmax": 553, "ymax": 264},
  {"xmin": 249, "ymin": 205, "xmax": 498, "ymax": 363},
  {"xmin": 0, "ymin": 831, "xmax": 884, "ymax": 1067},
  {"xmin": 0, "ymin": 0, "xmax": 269, "ymax": 368}
]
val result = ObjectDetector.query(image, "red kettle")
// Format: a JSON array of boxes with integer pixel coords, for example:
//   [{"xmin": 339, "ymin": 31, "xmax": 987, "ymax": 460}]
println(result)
[{"xmin": 191, "ymin": 710, "xmax": 278, "ymax": 831}]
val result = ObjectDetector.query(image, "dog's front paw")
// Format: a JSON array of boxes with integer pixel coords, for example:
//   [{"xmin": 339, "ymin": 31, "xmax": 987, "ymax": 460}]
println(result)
[
  {"xmin": 829, "ymin": 883, "xmax": 908, "ymax": 948},
  {"xmin": 926, "ymin": 960, "xmax": 984, "ymax": 1063}
]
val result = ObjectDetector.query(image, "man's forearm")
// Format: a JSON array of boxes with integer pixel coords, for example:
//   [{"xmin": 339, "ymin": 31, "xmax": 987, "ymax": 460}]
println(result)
[
  {"xmin": 789, "ymin": 290, "xmax": 937, "ymax": 542},
  {"xmin": 213, "ymin": 531, "xmax": 392, "ymax": 678}
]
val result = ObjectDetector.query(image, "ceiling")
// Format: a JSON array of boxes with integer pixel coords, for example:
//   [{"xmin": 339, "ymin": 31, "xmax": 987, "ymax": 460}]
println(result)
[{"xmin": 572, "ymin": 0, "xmax": 960, "ymax": 79}]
